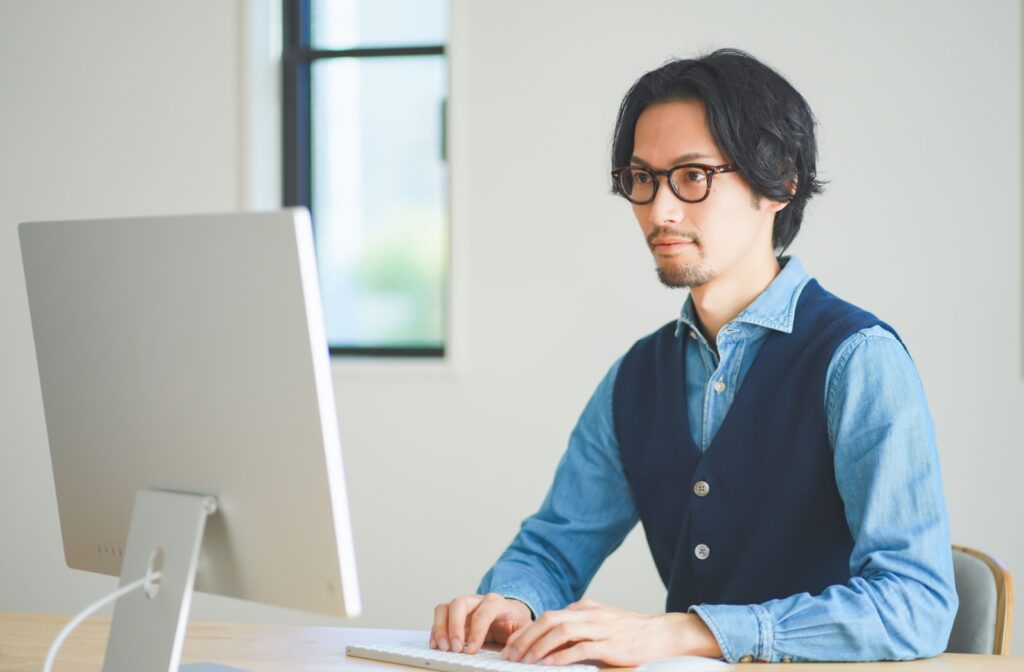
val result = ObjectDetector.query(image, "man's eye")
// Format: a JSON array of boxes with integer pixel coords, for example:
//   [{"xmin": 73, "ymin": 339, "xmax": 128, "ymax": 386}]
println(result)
[
  {"xmin": 682, "ymin": 170, "xmax": 706, "ymax": 183},
  {"xmin": 634, "ymin": 172, "xmax": 652, "ymax": 184}
]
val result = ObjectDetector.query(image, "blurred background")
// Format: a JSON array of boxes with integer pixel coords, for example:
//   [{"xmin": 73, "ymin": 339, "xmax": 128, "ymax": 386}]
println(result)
[{"xmin": 1, "ymin": 0, "xmax": 1021, "ymax": 655}]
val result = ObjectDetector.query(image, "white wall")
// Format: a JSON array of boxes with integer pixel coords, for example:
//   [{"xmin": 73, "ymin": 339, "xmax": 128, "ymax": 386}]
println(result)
[
  {"xmin": 0, "ymin": 0, "xmax": 244, "ymax": 616},
  {"xmin": 1, "ymin": 0, "xmax": 1021, "ymax": 655}
]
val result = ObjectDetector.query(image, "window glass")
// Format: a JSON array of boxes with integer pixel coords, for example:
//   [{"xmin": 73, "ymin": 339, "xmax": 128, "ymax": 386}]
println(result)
[
  {"xmin": 311, "ymin": 55, "xmax": 448, "ymax": 349},
  {"xmin": 311, "ymin": 0, "xmax": 448, "ymax": 49}
]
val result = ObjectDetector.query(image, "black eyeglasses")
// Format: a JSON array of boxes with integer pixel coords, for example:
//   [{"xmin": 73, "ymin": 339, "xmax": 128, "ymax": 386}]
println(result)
[{"xmin": 611, "ymin": 163, "xmax": 736, "ymax": 204}]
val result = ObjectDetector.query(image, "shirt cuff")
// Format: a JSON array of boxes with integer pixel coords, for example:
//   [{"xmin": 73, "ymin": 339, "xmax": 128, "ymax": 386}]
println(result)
[
  {"xmin": 484, "ymin": 582, "xmax": 543, "ymax": 620},
  {"xmin": 690, "ymin": 603, "xmax": 775, "ymax": 663}
]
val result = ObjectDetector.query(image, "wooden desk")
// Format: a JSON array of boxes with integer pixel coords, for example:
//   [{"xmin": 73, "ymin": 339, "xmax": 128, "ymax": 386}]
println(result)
[{"xmin": 1, "ymin": 613, "xmax": 1020, "ymax": 672}]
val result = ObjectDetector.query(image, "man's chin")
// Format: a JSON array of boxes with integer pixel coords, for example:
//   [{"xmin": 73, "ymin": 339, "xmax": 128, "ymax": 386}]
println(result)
[{"xmin": 656, "ymin": 262, "xmax": 714, "ymax": 288}]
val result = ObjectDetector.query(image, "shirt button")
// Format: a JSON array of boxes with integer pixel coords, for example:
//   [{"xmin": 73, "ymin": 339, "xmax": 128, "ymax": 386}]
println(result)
[
  {"xmin": 694, "ymin": 543, "xmax": 710, "ymax": 560},
  {"xmin": 738, "ymin": 655, "xmax": 754, "ymax": 663},
  {"xmin": 781, "ymin": 657, "xmax": 793, "ymax": 663},
  {"xmin": 693, "ymin": 480, "xmax": 710, "ymax": 497},
  {"xmin": 713, "ymin": 380, "xmax": 726, "ymax": 393},
  {"xmin": 689, "ymin": 329, "xmax": 698, "ymax": 340}
]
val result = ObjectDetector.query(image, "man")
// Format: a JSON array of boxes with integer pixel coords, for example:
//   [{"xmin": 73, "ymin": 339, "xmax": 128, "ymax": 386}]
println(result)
[{"xmin": 429, "ymin": 48, "xmax": 957, "ymax": 665}]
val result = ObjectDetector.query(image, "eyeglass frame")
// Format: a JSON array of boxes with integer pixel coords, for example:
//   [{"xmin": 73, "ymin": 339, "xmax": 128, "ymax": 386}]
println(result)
[{"xmin": 611, "ymin": 162, "xmax": 737, "ymax": 204}]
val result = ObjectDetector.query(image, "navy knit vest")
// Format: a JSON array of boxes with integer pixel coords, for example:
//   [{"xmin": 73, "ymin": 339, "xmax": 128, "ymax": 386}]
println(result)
[{"xmin": 612, "ymin": 279, "xmax": 900, "ymax": 612}]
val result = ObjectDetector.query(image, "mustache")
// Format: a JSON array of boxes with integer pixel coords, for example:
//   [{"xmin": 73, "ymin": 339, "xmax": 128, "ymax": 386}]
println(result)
[{"xmin": 647, "ymin": 226, "xmax": 701, "ymax": 247}]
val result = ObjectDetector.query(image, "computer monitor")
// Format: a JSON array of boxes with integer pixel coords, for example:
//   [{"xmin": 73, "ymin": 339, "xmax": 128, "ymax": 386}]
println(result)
[{"xmin": 19, "ymin": 208, "xmax": 360, "ymax": 671}]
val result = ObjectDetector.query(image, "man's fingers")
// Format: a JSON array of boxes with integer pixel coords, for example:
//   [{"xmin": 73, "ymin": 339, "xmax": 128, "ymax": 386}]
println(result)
[
  {"xmin": 519, "ymin": 621, "xmax": 594, "ymax": 664},
  {"xmin": 464, "ymin": 595, "xmax": 510, "ymax": 654},
  {"xmin": 504, "ymin": 626, "xmax": 523, "ymax": 647},
  {"xmin": 503, "ymin": 614, "xmax": 550, "ymax": 657},
  {"xmin": 431, "ymin": 603, "xmax": 450, "ymax": 650},
  {"xmin": 446, "ymin": 595, "xmax": 482, "ymax": 653},
  {"xmin": 542, "ymin": 640, "xmax": 600, "ymax": 667},
  {"xmin": 502, "ymin": 609, "xmax": 585, "ymax": 661}
]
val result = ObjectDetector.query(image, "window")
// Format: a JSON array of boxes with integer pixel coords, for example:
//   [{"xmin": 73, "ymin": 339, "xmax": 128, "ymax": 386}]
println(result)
[{"xmin": 283, "ymin": 0, "xmax": 448, "ymax": 357}]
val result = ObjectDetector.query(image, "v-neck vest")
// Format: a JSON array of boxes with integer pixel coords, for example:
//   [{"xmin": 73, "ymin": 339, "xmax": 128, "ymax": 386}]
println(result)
[{"xmin": 612, "ymin": 279, "xmax": 899, "ymax": 611}]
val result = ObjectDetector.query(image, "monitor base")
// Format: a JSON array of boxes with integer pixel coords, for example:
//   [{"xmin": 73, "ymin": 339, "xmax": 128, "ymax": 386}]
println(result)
[{"xmin": 102, "ymin": 489, "xmax": 217, "ymax": 672}]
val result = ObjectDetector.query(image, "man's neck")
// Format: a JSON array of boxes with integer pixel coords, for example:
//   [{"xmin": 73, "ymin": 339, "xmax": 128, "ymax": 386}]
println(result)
[{"xmin": 690, "ymin": 252, "xmax": 782, "ymax": 345}]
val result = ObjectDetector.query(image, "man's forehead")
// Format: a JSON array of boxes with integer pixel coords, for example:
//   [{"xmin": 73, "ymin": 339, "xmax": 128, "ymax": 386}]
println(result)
[
  {"xmin": 631, "ymin": 102, "xmax": 722, "ymax": 165},
  {"xmin": 630, "ymin": 151, "xmax": 715, "ymax": 166}
]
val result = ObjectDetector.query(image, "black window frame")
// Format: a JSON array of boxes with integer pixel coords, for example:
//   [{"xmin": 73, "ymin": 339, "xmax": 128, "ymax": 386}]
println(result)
[{"xmin": 282, "ymin": 0, "xmax": 448, "ymax": 359}]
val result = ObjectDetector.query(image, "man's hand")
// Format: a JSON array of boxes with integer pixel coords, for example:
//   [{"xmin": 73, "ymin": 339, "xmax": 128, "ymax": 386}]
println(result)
[
  {"xmin": 430, "ymin": 593, "xmax": 534, "ymax": 655},
  {"xmin": 500, "ymin": 599, "xmax": 722, "ymax": 667}
]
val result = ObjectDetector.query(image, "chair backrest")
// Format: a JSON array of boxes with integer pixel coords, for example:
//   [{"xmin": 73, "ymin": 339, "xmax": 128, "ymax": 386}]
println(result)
[{"xmin": 946, "ymin": 545, "xmax": 1014, "ymax": 655}]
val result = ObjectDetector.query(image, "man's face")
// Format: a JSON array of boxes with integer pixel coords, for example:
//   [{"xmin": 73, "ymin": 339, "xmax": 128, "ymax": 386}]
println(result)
[{"xmin": 629, "ymin": 99, "xmax": 782, "ymax": 288}]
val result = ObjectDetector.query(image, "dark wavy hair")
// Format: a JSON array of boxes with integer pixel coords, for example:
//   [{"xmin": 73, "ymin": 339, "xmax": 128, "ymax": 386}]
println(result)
[{"xmin": 610, "ymin": 48, "xmax": 825, "ymax": 252}]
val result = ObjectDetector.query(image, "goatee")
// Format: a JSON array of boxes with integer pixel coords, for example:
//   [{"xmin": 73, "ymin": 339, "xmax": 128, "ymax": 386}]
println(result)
[{"xmin": 656, "ymin": 263, "xmax": 716, "ymax": 288}]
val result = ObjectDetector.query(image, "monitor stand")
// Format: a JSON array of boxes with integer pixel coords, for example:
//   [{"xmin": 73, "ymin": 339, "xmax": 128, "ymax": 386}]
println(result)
[{"xmin": 100, "ymin": 489, "xmax": 244, "ymax": 672}]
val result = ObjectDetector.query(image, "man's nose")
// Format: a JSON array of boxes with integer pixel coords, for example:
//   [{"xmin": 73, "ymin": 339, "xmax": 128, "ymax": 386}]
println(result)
[{"xmin": 648, "ymin": 175, "xmax": 684, "ymax": 226}]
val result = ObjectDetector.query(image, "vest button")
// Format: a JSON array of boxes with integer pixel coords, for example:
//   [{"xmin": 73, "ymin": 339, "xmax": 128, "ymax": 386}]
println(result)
[
  {"xmin": 694, "ymin": 543, "xmax": 710, "ymax": 560},
  {"xmin": 693, "ymin": 480, "xmax": 710, "ymax": 497}
]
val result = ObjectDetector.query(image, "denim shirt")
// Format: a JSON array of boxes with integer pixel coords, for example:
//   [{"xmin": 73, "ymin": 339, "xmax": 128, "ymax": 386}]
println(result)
[{"xmin": 478, "ymin": 257, "xmax": 958, "ymax": 663}]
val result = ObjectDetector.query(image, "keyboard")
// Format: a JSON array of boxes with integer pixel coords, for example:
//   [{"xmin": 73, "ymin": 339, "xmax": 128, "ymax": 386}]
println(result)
[{"xmin": 346, "ymin": 640, "xmax": 601, "ymax": 672}]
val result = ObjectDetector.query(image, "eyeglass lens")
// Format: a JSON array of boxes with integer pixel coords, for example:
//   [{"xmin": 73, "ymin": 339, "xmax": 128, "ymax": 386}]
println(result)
[{"xmin": 617, "ymin": 166, "xmax": 710, "ymax": 203}]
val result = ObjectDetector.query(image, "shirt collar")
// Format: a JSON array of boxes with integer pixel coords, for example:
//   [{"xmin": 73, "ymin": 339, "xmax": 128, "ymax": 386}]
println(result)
[{"xmin": 674, "ymin": 256, "xmax": 811, "ymax": 338}]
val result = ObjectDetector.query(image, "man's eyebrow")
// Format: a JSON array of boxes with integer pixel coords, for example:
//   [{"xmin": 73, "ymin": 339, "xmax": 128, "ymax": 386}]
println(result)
[{"xmin": 631, "ymin": 152, "xmax": 714, "ymax": 166}]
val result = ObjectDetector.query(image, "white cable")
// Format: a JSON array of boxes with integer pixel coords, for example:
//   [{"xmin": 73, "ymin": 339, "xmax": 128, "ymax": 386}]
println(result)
[{"xmin": 43, "ymin": 570, "xmax": 162, "ymax": 672}]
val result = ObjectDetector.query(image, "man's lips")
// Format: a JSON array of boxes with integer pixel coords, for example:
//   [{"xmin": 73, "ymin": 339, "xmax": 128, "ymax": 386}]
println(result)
[{"xmin": 650, "ymin": 238, "xmax": 696, "ymax": 251}]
